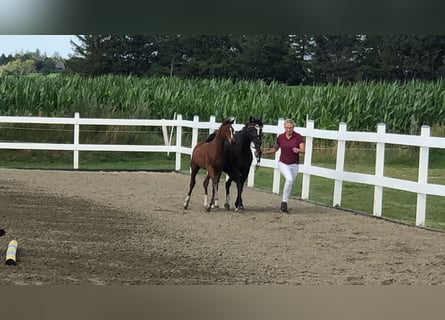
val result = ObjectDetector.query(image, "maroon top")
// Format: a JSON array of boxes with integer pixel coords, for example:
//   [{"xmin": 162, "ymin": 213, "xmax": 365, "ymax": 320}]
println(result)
[{"xmin": 276, "ymin": 131, "xmax": 305, "ymax": 164}]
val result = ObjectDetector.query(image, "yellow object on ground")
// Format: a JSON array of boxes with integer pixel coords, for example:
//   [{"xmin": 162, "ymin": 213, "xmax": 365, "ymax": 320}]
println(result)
[{"xmin": 5, "ymin": 240, "xmax": 18, "ymax": 266}]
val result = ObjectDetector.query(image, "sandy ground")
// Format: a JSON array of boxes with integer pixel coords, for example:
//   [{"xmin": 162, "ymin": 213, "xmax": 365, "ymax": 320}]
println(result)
[{"xmin": 1, "ymin": 168, "xmax": 445, "ymax": 285}]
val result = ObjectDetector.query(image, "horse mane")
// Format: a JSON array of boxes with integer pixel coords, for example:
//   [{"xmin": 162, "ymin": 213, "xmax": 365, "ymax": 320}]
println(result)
[{"xmin": 204, "ymin": 131, "xmax": 217, "ymax": 142}]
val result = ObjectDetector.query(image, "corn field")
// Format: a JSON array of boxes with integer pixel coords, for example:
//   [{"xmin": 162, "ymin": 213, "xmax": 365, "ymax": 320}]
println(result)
[{"xmin": 1, "ymin": 74, "xmax": 445, "ymax": 134}]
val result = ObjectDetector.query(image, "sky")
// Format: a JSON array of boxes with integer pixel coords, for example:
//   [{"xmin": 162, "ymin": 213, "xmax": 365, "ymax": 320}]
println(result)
[{"xmin": 0, "ymin": 35, "xmax": 75, "ymax": 58}]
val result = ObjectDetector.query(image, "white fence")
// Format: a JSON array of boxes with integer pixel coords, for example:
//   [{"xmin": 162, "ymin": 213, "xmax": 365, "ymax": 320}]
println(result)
[{"xmin": 1, "ymin": 112, "xmax": 445, "ymax": 226}]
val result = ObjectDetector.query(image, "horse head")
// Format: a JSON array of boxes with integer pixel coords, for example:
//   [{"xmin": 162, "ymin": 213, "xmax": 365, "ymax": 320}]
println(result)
[
  {"xmin": 246, "ymin": 116, "xmax": 263, "ymax": 152},
  {"xmin": 218, "ymin": 118, "xmax": 235, "ymax": 144}
]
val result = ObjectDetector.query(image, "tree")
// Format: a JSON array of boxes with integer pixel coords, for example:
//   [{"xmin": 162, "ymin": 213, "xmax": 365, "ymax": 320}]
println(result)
[
  {"xmin": 65, "ymin": 34, "xmax": 308, "ymax": 84},
  {"xmin": 0, "ymin": 59, "xmax": 35, "ymax": 75},
  {"xmin": 66, "ymin": 35, "xmax": 112, "ymax": 75},
  {"xmin": 34, "ymin": 57, "xmax": 57, "ymax": 75},
  {"xmin": 307, "ymin": 35, "xmax": 364, "ymax": 84},
  {"xmin": 67, "ymin": 35, "xmax": 164, "ymax": 76},
  {"xmin": 234, "ymin": 35, "xmax": 306, "ymax": 85},
  {"xmin": 288, "ymin": 35, "xmax": 312, "ymax": 84},
  {"xmin": 174, "ymin": 35, "xmax": 240, "ymax": 79},
  {"xmin": 356, "ymin": 35, "xmax": 445, "ymax": 82},
  {"xmin": 0, "ymin": 53, "xmax": 14, "ymax": 66},
  {"xmin": 64, "ymin": 34, "xmax": 445, "ymax": 83}
]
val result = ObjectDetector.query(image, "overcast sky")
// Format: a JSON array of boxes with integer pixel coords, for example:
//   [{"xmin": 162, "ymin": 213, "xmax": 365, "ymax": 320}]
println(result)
[{"xmin": 0, "ymin": 35, "xmax": 75, "ymax": 58}]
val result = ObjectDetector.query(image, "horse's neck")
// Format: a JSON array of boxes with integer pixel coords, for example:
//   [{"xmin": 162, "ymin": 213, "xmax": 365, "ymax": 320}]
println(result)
[
  {"xmin": 238, "ymin": 129, "xmax": 253, "ymax": 148},
  {"xmin": 214, "ymin": 132, "xmax": 228, "ymax": 151}
]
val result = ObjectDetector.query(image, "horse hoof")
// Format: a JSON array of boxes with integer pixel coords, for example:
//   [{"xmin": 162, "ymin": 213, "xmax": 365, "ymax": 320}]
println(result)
[
  {"xmin": 205, "ymin": 206, "xmax": 211, "ymax": 212},
  {"xmin": 234, "ymin": 207, "xmax": 239, "ymax": 213},
  {"xmin": 224, "ymin": 203, "xmax": 230, "ymax": 210}
]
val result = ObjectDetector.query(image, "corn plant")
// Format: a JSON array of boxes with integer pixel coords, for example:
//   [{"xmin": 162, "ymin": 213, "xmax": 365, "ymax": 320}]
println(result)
[{"xmin": 1, "ymin": 74, "xmax": 445, "ymax": 135}]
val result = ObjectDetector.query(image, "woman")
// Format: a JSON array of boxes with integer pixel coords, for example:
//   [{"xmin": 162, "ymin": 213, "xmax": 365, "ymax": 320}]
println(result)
[{"xmin": 261, "ymin": 119, "xmax": 305, "ymax": 213}]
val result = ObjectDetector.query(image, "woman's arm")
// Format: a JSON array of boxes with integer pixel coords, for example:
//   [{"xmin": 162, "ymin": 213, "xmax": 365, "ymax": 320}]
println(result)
[
  {"xmin": 261, "ymin": 143, "xmax": 279, "ymax": 155},
  {"xmin": 298, "ymin": 142, "xmax": 305, "ymax": 153},
  {"xmin": 291, "ymin": 142, "xmax": 305, "ymax": 154}
]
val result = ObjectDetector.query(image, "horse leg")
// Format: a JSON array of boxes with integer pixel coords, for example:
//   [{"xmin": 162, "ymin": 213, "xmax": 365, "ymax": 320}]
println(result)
[
  {"xmin": 204, "ymin": 174, "xmax": 213, "ymax": 212},
  {"xmin": 203, "ymin": 174, "xmax": 211, "ymax": 208},
  {"xmin": 224, "ymin": 177, "xmax": 232, "ymax": 210},
  {"xmin": 207, "ymin": 174, "xmax": 219, "ymax": 212},
  {"xmin": 234, "ymin": 179, "xmax": 242, "ymax": 212},
  {"xmin": 235, "ymin": 174, "xmax": 248, "ymax": 212},
  {"xmin": 184, "ymin": 163, "xmax": 199, "ymax": 209},
  {"xmin": 212, "ymin": 171, "xmax": 222, "ymax": 208},
  {"xmin": 235, "ymin": 180, "xmax": 244, "ymax": 211}
]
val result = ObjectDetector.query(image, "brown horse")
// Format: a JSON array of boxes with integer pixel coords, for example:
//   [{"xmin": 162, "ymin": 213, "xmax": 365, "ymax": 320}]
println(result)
[
  {"xmin": 183, "ymin": 119, "xmax": 235, "ymax": 211},
  {"xmin": 204, "ymin": 116, "xmax": 263, "ymax": 212}
]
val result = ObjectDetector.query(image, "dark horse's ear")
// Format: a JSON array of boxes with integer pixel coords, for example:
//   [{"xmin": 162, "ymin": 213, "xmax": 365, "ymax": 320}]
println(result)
[{"xmin": 249, "ymin": 116, "xmax": 262, "ymax": 125}]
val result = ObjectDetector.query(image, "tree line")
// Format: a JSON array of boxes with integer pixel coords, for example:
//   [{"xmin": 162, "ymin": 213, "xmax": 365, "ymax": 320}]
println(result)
[
  {"xmin": 65, "ymin": 35, "xmax": 445, "ymax": 85},
  {"xmin": 0, "ymin": 50, "xmax": 65, "ymax": 75},
  {"xmin": 4, "ymin": 35, "xmax": 445, "ymax": 85}
]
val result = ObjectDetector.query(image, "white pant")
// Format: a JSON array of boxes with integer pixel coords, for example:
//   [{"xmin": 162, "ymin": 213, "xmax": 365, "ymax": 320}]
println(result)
[{"xmin": 278, "ymin": 161, "xmax": 299, "ymax": 203}]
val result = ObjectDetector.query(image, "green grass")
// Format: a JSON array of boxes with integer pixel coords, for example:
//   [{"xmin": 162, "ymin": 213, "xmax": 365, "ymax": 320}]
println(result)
[
  {"xmin": 0, "ymin": 150, "xmax": 73, "ymax": 169},
  {"xmin": 0, "ymin": 150, "xmax": 178, "ymax": 170}
]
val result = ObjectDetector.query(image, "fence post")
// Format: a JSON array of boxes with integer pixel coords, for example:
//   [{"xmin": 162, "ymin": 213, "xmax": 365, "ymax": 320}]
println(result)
[
  {"xmin": 191, "ymin": 115, "xmax": 199, "ymax": 149},
  {"xmin": 167, "ymin": 113, "xmax": 177, "ymax": 156},
  {"xmin": 209, "ymin": 115, "xmax": 216, "ymax": 134},
  {"xmin": 333, "ymin": 122, "xmax": 347, "ymax": 207},
  {"xmin": 168, "ymin": 112, "xmax": 177, "ymax": 155},
  {"xmin": 373, "ymin": 123, "xmax": 386, "ymax": 217},
  {"xmin": 272, "ymin": 118, "xmax": 284, "ymax": 194},
  {"xmin": 301, "ymin": 120, "xmax": 314, "ymax": 200},
  {"xmin": 73, "ymin": 112, "xmax": 80, "ymax": 169},
  {"xmin": 175, "ymin": 114, "xmax": 183, "ymax": 171},
  {"xmin": 161, "ymin": 121, "xmax": 169, "ymax": 149},
  {"xmin": 416, "ymin": 125, "xmax": 430, "ymax": 226}
]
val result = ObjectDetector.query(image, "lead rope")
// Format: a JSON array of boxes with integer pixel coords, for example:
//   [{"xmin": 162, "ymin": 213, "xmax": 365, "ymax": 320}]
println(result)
[{"xmin": 255, "ymin": 151, "xmax": 261, "ymax": 172}]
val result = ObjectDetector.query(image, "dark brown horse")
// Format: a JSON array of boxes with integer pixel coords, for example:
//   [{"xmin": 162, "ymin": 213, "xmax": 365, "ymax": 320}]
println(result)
[
  {"xmin": 204, "ymin": 116, "xmax": 263, "ymax": 212},
  {"xmin": 183, "ymin": 119, "xmax": 235, "ymax": 211}
]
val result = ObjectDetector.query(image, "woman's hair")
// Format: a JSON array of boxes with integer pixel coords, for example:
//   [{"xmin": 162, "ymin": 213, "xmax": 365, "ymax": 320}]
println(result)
[{"xmin": 284, "ymin": 119, "xmax": 295, "ymax": 127}]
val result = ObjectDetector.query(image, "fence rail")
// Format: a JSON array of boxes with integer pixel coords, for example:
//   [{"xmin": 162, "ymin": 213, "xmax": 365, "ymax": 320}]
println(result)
[{"xmin": 1, "ymin": 112, "xmax": 444, "ymax": 226}]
